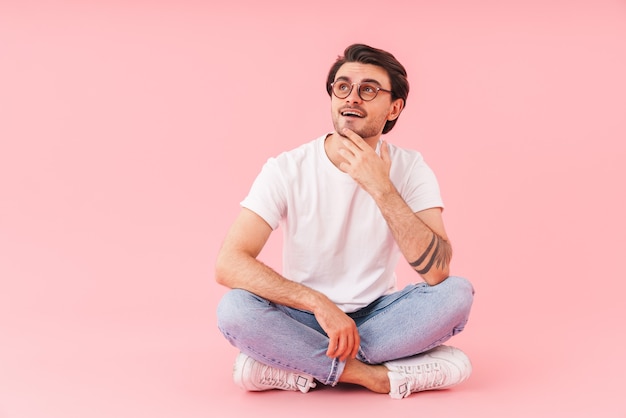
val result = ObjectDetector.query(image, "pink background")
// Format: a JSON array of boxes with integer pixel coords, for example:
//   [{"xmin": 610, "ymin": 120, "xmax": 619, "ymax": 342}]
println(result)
[{"xmin": 1, "ymin": 1, "xmax": 625, "ymax": 417}]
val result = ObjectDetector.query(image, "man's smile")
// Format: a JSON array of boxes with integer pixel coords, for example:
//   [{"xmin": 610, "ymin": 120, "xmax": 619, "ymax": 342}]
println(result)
[{"xmin": 340, "ymin": 107, "xmax": 366, "ymax": 118}]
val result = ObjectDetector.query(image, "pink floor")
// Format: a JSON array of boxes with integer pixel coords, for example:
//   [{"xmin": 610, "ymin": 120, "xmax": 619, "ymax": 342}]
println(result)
[
  {"xmin": 1, "ymin": 301, "xmax": 624, "ymax": 417},
  {"xmin": 2, "ymin": 1, "xmax": 626, "ymax": 417}
]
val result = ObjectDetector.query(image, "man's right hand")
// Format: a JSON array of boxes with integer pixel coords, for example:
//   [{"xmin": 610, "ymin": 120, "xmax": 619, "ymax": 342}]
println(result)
[{"xmin": 313, "ymin": 298, "xmax": 360, "ymax": 362}]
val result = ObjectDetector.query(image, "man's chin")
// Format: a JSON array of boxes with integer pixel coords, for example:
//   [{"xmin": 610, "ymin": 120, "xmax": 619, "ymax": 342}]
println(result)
[{"xmin": 336, "ymin": 121, "xmax": 360, "ymax": 137}]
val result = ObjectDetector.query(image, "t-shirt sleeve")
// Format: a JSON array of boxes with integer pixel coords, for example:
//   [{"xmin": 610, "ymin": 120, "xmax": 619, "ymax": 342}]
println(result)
[
  {"xmin": 240, "ymin": 157, "xmax": 287, "ymax": 230},
  {"xmin": 402, "ymin": 155, "xmax": 444, "ymax": 213}
]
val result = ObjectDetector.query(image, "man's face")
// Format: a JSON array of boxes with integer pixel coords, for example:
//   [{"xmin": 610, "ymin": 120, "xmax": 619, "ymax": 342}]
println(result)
[{"xmin": 330, "ymin": 62, "xmax": 403, "ymax": 142}]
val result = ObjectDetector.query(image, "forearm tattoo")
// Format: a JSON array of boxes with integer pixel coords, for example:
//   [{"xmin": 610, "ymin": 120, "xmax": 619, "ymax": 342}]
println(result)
[{"xmin": 409, "ymin": 232, "xmax": 452, "ymax": 274}]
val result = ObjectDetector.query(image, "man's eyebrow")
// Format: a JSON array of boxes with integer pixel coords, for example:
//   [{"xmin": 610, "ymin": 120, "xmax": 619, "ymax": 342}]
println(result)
[
  {"xmin": 361, "ymin": 78, "xmax": 383, "ymax": 86},
  {"xmin": 335, "ymin": 76, "xmax": 384, "ymax": 86}
]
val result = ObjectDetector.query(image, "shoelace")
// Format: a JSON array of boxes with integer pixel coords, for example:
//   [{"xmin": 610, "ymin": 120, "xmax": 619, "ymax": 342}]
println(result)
[
  {"xmin": 399, "ymin": 362, "xmax": 447, "ymax": 392},
  {"xmin": 258, "ymin": 364, "xmax": 298, "ymax": 390}
]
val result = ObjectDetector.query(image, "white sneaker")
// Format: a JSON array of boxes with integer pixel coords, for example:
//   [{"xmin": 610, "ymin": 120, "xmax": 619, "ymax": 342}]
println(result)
[
  {"xmin": 233, "ymin": 352, "xmax": 317, "ymax": 393},
  {"xmin": 385, "ymin": 345, "xmax": 472, "ymax": 399}
]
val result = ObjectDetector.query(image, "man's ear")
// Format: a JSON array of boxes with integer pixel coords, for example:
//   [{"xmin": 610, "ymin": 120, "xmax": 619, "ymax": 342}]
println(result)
[{"xmin": 387, "ymin": 98, "xmax": 404, "ymax": 121}]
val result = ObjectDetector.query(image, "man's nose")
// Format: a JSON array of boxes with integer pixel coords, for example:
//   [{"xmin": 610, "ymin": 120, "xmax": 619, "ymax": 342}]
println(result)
[{"xmin": 346, "ymin": 84, "xmax": 363, "ymax": 103}]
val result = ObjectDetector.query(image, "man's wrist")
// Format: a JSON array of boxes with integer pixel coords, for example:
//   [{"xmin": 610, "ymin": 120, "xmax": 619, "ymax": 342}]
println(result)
[{"xmin": 370, "ymin": 181, "xmax": 398, "ymax": 204}]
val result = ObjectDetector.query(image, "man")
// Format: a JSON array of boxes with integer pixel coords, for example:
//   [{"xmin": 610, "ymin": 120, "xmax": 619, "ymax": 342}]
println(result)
[{"xmin": 215, "ymin": 44, "xmax": 474, "ymax": 399}]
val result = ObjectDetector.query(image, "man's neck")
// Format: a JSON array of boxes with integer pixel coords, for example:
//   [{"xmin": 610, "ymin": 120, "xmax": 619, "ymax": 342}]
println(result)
[{"xmin": 323, "ymin": 132, "xmax": 380, "ymax": 169}]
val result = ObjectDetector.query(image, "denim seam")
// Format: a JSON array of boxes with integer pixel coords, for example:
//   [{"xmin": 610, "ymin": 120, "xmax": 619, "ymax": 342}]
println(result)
[{"xmin": 325, "ymin": 358, "xmax": 339, "ymax": 386}]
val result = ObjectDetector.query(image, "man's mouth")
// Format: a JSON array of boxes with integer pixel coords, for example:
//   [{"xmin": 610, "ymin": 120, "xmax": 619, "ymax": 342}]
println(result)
[{"xmin": 341, "ymin": 108, "xmax": 365, "ymax": 118}]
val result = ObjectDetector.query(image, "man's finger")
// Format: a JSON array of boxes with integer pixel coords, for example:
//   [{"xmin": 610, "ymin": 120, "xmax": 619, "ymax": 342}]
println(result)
[
  {"xmin": 326, "ymin": 335, "xmax": 338, "ymax": 357},
  {"xmin": 350, "ymin": 332, "xmax": 360, "ymax": 359},
  {"xmin": 339, "ymin": 333, "xmax": 353, "ymax": 362},
  {"xmin": 380, "ymin": 140, "xmax": 390, "ymax": 162},
  {"xmin": 341, "ymin": 128, "xmax": 367, "ymax": 149},
  {"xmin": 337, "ymin": 333, "xmax": 350, "ymax": 360}
]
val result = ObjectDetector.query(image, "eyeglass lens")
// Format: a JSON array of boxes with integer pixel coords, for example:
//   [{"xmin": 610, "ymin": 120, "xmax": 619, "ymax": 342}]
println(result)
[{"xmin": 332, "ymin": 81, "xmax": 380, "ymax": 101}]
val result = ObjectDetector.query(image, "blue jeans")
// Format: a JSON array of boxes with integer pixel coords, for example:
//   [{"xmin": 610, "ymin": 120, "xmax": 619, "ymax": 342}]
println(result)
[{"xmin": 217, "ymin": 276, "xmax": 474, "ymax": 386}]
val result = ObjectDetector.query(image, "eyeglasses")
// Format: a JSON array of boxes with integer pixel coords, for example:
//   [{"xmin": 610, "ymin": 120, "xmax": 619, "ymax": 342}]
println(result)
[{"xmin": 330, "ymin": 80, "xmax": 392, "ymax": 102}]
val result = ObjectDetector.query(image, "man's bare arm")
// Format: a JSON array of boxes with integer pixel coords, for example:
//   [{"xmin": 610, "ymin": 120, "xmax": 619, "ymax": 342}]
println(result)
[
  {"xmin": 215, "ymin": 208, "xmax": 360, "ymax": 361},
  {"xmin": 337, "ymin": 129, "xmax": 452, "ymax": 285},
  {"xmin": 215, "ymin": 208, "xmax": 319, "ymax": 310},
  {"xmin": 374, "ymin": 194, "xmax": 452, "ymax": 285}
]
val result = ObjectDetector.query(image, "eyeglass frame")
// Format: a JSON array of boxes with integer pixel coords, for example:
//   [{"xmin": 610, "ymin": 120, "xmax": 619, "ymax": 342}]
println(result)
[{"xmin": 329, "ymin": 80, "xmax": 393, "ymax": 102}]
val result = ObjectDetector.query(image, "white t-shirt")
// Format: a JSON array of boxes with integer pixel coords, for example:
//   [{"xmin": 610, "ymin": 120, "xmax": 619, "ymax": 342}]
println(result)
[{"xmin": 241, "ymin": 134, "xmax": 444, "ymax": 312}]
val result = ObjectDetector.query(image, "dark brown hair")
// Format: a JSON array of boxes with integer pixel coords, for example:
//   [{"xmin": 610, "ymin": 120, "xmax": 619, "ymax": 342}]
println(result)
[{"xmin": 326, "ymin": 44, "xmax": 409, "ymax": 134}]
